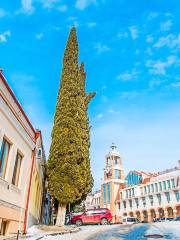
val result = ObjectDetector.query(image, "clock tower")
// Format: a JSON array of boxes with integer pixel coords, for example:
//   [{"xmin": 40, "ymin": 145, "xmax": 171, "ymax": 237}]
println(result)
[{"xmin": 100, "ymin": 143, "xmax": 125, "ymax": 221}]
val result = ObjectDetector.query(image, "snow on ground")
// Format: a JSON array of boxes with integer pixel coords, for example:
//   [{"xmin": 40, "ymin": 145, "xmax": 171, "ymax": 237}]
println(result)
[
  {"xmin": 146, "ymin": 221, "xmax": 180, "ymax": 239},
  {"xmin": 41, "ymin": 225, "xmax": 118, "ymax": 240}
]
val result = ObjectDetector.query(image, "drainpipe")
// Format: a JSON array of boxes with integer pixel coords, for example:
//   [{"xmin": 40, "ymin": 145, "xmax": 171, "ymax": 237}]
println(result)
[{"xmin": 23, "ymin": 148, "xmax": 36, "ymax": 234}]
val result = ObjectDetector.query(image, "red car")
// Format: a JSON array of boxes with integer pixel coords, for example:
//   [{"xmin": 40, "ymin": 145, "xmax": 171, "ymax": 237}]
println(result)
[{"xmin": 71, "ymin": 208, "xmax": 112, "ymax": 226}]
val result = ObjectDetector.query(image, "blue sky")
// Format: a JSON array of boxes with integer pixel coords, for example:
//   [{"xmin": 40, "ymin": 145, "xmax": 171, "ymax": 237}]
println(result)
[{"xmin": 0, "ymin": 0, "xmax": 180, "ymax": 189}]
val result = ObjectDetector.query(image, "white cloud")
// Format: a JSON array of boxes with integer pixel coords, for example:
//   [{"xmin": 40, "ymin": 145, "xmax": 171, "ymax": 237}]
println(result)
[
  {"xmin": 102, "ymin": 85, "xmax": 107, "ymax": 90},
  {"xmin": 75, "ymin": 0, "xmax": 96, "ymax": 10},
  {"xmin": 153, "ymin": 34, "xmax": 180, "ymax": 49},
  {"xmin": 160, "ymin": 20, "xmax": 172, "ymax": 31},
  {"xmin": 41, "ymin": 0, "xmax": 61, "ymax": 9},
  {"xmin": 94, "ymin": 43, "xmax": 110, "ymax": 54},
  {"xmin": 146, "ymin": 35, "xmax": 153, "ymax": 43},
  {"xmin": 35, "ymin": 33, "xmax": 44, "ymax": 40},
  {"xmin": 148, "ymin": 79, "xmax": 165, "ymax": 88},
  {"xmin": 145, "ymin": 47, "xmax": 153, "ymax": 56},
  {"xmin": 171, "ymin": 82, "xmax": 180, "ymax": 88},
  {"xmin": 17, "ymin": 0, "xmax": 35, "ymax": 15},
  {"xmin": 67, "ymin": 16, "xmax": 79, "ymax": 28},
  {"xmin": 119, "ymin": 90, "xmax": 139, "ymax": 99},
  {"xmin": 58, "ymin": 5, "xmax": 68, "ymax": 12},
  {"xmin": 108, "ymin": 109, "xmax": 120, "ymax": 114},
  {"xmin": 97, "ymin": 113, "xmax": 103, "ymax": 119},
  {"xmin": 117, "ymin": 68, "xmax": 139, "ymax": 81},
  {"xmin": 68, "ymin": 21, "xmax": 79, "ymax": 29},
  {"xmin": 87, "ymin": 22, "xmax": 96, "ymax": 28},
  {"xmin": 129, "ymin": 26, "xmax": 138, "ymax": 40},
  {"xmin": 117, "ymin": 32, "xmax": 128, "ymax": 39},
  {"xmin": 147, "ymin": 12, "xmax": 159, "ymax": 21},
  {"xmin": 0, "ymin": 8, "xmax": 8, "ymax": 18},
  {"xmin": 146, "ymin": 55, "xmax": 176, "ymax": 75},
  {"xmin": 0, "ymin": 30, "xmax": 11, "ymax": 43},
  {"xmin": 135, "ymin": 49, "xmax": 140, "ymax": 55}
]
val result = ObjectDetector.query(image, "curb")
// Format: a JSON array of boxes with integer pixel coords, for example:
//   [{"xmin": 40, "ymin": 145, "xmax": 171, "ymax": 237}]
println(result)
[{"xmin": 26, "ymin": 228, "xmax": 80, "ymax": 240}]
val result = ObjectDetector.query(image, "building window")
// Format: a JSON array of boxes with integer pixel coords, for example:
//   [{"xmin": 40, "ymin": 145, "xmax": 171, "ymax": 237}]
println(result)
[
  {"xmin": 144, "ymin": 186, "xmax": 147, "ymax": 194},
  {"xmin": 107, "ymin": 183, "xmax": 111, "ymax": 204},
  {"xmin": 149, "ymin": 195, "xmax": 153, "ymax": 206},
  {"xmin": 126, "ymin": 190, "xmax": 128, "ymax": 198},
  {"xmin": 107, "ymin": 158, "xmax": 111, "ymax": 167},
  {"xmin": 12, "ymin": 152, "xmax": 23, "ymax": 186},
  {"xmin": 115, "ymin": 169, "xmax": 120, "ymax": 179},
  {"xmin": 115, "ymin": 159, "xmax": 118, "ymax": 165},
  {"xmin": 129, "ymin": 200, "xmax": 132, "ymax": 208},
  {"xmin": 165, "ymin": 192, "xmax": 171, "ymax": 203},
  {"xmin": 120, "ymin": 192, "xmax": 122, "ymax": 199},
  {"xmin": 135, "ymin": 198, "xmax": 139, "ymax": 208},
  {"xmin": 151, "ymin": 184, "xmax": 154, "ymax": 192},
  {"xmin": 171, "ymin": 179, "xmax": 175, "ymax": 188},
  {"xmin": 142, "ymin": 197, "xmax": 146, "ymax": 207},
  {"xmin": 159, "ymin": 182, "xmax": 162, "ymax": 191},
  {"xmin": 0, "ymin": 138, "xmax": 11, "ymax": 178},
  {"xmin": 147, "ymin": 185, "xmax": 150, "ymax": 193},
  {"xmin": 140, "ymin": 187, "xmax": 143, "ymax": 195},
  {"xmin": 167, "ymin": 180, "xmax": 171, "ymax": 189},
  {"xmin": 157, "ymin": 193, "xmax": 161, "ymax": 205},
  {"xmin": 155, "ymin": 183, "xmax": 158, "ymax": 192},
  {"xmin": 103, "ymin": 184, "xmax": 106, "ymax": 204},
  {"xmin": 175, "ymin": 191, "xmax": 180, "ymax": 202},
  {"xmin": 129, "ymin": 189, "xmax": 131, "ymax": 198},
  {"xmin": 163, "ymin": 181, "xmax": 167, "ymax": 190},
  {"xmin": 123, "ymin": 201, "xmax": 126, "ymax": 209},
  {"xmin": 132, "ymin": 188, "xmax": 135, "ymax": 196}
]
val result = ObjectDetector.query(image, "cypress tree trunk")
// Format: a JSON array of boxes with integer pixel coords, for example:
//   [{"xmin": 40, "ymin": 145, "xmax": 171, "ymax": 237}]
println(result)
[
  {"xmin": 47, "ymin": 28, "xmax": 95, "ymax": 226},
  {"xmin": 56, "ymin": 204, "xmax": 66, "ymax": 226}
]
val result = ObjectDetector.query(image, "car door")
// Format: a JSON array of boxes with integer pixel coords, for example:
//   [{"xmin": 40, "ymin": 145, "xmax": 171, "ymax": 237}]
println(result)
[
  {"xmin": 93, "ymin": 210, "xmax": 104, "ymax": 223},
  {"xmin": 82, "ymin": 210, "xmax": 94, "ymax": 224}
]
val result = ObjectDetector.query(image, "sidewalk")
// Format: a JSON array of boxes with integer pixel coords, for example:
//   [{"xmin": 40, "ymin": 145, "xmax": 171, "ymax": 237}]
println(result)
[
  {"xmin": 19, "ymin": 225, "xmax": 80, "ymax": 240},
  {"xmin": 0, "ymin": 236, "xmax": 16, "ymax": 240}
]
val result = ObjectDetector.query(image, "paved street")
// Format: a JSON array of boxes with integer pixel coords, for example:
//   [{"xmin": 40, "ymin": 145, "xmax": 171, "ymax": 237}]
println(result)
[{"xmin": 41, "ymin": 222, "xmax": 180, "ymax": 240}]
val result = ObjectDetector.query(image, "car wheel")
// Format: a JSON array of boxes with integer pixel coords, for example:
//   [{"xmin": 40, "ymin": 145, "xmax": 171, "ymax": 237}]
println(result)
[
  {"xmin": 75, "ymin": 219, "xmax": 83, "ymax": 226},
  {"xmin": 101, "ymin": 218, "xmax": 108, "ymax": 225}
]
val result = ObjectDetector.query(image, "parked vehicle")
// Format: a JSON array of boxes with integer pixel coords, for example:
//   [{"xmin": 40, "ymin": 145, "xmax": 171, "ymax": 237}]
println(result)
[
  {"xmin": 165, "ymin": 217, "xmax": 174, "ymax": 221},
  {"xmin": 174, "ymin": 216, "xmax": 180, "ymax": 221},
  {"xmin": 122, "ymin": 216, "xmax": 140, "ymax": 225},
  {"xmin": 71, "ymin": 208, "xmax": 112, "ymax": 226}
]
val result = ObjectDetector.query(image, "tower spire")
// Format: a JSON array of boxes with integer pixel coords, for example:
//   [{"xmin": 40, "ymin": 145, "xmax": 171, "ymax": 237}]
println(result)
[{"xmin": 110, "ymin": 143, "xmax": 117, "ymax": 151}]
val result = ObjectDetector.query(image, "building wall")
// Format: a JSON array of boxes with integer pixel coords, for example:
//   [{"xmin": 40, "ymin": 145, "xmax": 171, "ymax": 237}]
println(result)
[
  {"xmin": 28, "ymin": 138, "xmax": 45, "ymax": 228},
  {"xmin": 116, "ymin": 167, "xmax": 180, "ymax": 222},
  {"xmin": 0, "ymin": 75, "xmax": 35, "ymax": 235},
  {"xmin": 0, "ymin": 73, "xmax": 45, "ymax": 236}
]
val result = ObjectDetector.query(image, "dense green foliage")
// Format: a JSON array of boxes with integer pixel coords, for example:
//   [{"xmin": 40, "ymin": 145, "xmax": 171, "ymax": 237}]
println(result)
[{"xmin": 47, "ymin": 28, "xmax": 95, "ymax": 205}]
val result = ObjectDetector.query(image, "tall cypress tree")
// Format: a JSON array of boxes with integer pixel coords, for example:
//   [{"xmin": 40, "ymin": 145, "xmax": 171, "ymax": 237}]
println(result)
[{"xmin": 47, "ymin": 28, "xmax": 95, "ymax": 226}]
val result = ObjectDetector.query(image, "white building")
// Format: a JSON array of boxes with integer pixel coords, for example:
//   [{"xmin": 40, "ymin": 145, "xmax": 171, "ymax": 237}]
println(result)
[
  {"xmin": 115, "ymin": 161, "xmax": 180, "ymax": 222},
  {"xmin": 84, "ymin": 190, "xmax": 101, "ymax": 210},
  {"xmin": 91, "ymin": 190, "xmax": 101, "ymax": 209}
]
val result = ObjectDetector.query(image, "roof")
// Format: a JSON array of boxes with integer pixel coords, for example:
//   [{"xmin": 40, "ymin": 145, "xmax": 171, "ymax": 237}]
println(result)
[
  {"xmin": 0, "ymin": 70, "xmax": 36, "ymax": 135},
  {"xmin": 127, "ymin": 170, "xmax": 158, "ymax": 178}
]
